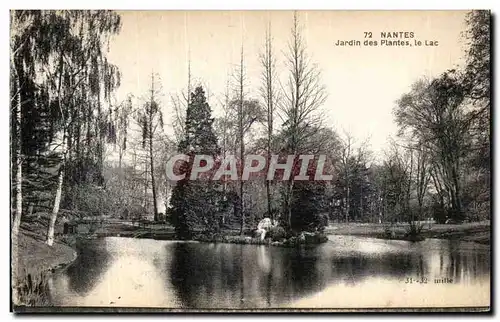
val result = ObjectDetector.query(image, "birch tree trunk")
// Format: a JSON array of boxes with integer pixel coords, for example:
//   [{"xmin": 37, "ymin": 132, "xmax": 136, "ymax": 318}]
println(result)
[
  {"xmin": 46, "ymin": 130, "xmax": 67, "ymax": 246},
  {"xmin": 46, "ymin": 54, "xmax": 66, "ymax": 247},
  {"xmin": 11, "ymin": 58, "xmax": 22, "ymax": 304}
]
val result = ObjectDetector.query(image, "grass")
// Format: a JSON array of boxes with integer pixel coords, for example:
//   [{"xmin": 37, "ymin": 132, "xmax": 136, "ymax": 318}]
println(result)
[
  {"xmin": 13, "ymin": 217, "xmax": 77, "ymax": 306},
  {"xmin": 16, "ymin": 271, "xmax": 50, "ymax": 306},
  {"xmin": 324, "ymin": 221, "xmax": 491, "ymax": 244}
]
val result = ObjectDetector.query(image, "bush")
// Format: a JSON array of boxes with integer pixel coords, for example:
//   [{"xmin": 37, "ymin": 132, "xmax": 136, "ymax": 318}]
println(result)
[
  {"xmin": 281, "ymin": 232, "xmax": 328, "ymax": 247},
  {"xmin": 63, "ymin": 184, "xmax": 113, "ymax": 218},
  {"xmin": 290, "ymin": 181, "xmax": 329, "ymax": 232},
  {"xmin": 404, "ymin": 221, "xmax": 425, "ymax": 242},
  {"xmin": 383, "ymin": 225, "xmax": 397, "ymax": 239},
  {"xmin": 267, "ymin": 226, "xmax": 286, "ymax": 241}
]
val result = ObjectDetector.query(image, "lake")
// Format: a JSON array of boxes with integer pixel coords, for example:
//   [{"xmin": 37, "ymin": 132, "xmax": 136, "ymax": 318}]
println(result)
[{"xmin": 47, "ymin": 235, "xmax": 490, "ymax": 309}]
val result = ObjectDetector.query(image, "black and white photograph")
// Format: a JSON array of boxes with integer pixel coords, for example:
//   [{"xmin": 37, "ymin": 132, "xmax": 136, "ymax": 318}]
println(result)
[{"xmin": 9, "ymin": 9, "xmax": 491, "ymax": 312}]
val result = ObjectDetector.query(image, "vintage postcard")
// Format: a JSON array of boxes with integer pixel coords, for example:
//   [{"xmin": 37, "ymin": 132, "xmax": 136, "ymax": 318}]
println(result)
[{"xmin": 10, "ymin": 10, "xmax": 491, "ymax": 312}]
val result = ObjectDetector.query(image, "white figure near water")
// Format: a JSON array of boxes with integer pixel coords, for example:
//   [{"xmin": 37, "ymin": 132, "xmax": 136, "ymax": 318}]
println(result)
[{"xmin": 255, "ymin": 217, "xmax": 278, "ymax": 241}]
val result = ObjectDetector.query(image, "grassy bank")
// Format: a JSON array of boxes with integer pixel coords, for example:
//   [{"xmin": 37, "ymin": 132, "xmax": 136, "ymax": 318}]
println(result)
[
  {"xmin": 17, "ymin": 228, "xmax": 76, "ymax": 278},
  {"xmin": 14, "ymin": 222, "xmax": 77, "ymax": 306},
  {"xmin": 324, "ymin": 221, "xmax": 491, "ymax": 245}
]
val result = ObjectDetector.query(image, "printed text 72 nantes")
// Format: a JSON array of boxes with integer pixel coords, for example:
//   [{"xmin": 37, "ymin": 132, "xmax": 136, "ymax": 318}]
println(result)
[{"xmin": 164, "ymin": 154, "xmax": 334, "ymax": 182}]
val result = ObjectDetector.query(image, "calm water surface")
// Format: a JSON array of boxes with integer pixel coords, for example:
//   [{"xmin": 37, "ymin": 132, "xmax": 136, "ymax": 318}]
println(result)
[{"xmin": 47, "ymin": 236, "xmax": 490, "ymax": 309}]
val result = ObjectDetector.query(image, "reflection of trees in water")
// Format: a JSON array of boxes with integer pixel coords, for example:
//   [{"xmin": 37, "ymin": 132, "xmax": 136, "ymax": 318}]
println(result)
[
  {"xmin": 447, "ymin": 249, "xmax": 489, "ymax": 283},
  {"xmin": 278, "ymin": 248, "xmax": 322, "ymax": 300},
  {"xmin": 329, "ymin": 253, "xmax": 424, "ymax": 284},
  {"xmin": 49, "ymin": 237, "xmax": 489, "ymax": 308},
  {"xmin": 65, "ymin": 239, "xmax": 112, "ymax": 296},
  {"xmin": 167, "ymin": 240, "xmax": 490, "ymax": 308},
  {"xmin": 169, "ymin": 243, "xmax": 243, "ymax": 308},
  {"xmin": 168, "ymin": 243, "xmax": 324, "ymax": 308},
  {"xmin": 326, "ymin": 242, "xmax": 490, "ymax": 285}
]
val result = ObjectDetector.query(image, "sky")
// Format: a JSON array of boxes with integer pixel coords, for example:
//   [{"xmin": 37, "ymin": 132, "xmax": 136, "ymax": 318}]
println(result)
[{"xmin": 106, "ymin": 10, "xmax": 469, "ymax": 158}]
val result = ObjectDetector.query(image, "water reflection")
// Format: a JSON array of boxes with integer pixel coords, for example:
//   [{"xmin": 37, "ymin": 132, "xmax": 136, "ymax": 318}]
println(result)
[
  {"xmin": 48, "ymin": 236, "xmax": 490, "ymax": 308},
  {"xmin": 65, "ymin": 239, "xmax": 112, "ymax": 295}
]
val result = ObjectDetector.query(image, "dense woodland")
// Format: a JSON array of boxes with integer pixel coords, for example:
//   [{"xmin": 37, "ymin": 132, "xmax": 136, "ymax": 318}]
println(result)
[{"xmin": 10, "ymin": 10, "xmax": 490, "ymax": 252}]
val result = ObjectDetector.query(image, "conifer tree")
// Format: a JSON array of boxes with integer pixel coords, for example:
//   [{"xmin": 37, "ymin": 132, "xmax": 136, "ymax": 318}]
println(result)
[{"xmin": 170, "ymin": 86, "xmax": 221, "ymax": 238}]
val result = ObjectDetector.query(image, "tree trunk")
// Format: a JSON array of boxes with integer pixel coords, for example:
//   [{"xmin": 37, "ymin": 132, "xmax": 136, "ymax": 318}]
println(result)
[
  {"xmin": 266, "ymin": 117, "xmax": 273, "ymax": 221},
  {"xmin": 119, "ymin": 148, "xmax": 123, "ymax": 170},
  {"xmin": 266, "ymin": 179, "xmax": 272, "ymax": 220},
  {"xmin": 360, "ymin": 185, "xmax": 364, "ymax": 221},
  {"xmin": 149, "ymin": 75, "xmax": 159, "ymax": 222},
  {"xmin": 287, "ymin": 179, "xmax": 295, "ymax": 230},
  {"xmin": 238, "ymin": 47, "xmax": 245, "ymax": 236},
  {"xmin": 47, "ymin": 131, "xmax": 67, "ymax": 246},
  {"xmin": 149, "ymin": 124, "xmax": 158, "ymax": 221},
  {"xmin": 346, "ymin": 185, "xmax": 350, "ymax": 223},
  {"xmin": 11, "ymin": 65, "xmax": 22, "ymax": 303}
]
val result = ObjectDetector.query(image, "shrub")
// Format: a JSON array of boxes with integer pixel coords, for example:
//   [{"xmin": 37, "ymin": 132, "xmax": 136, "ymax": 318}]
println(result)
[
  {"xmin": 267, "ymin": 226, "xmax": 286, "ymax": 241},
  {"xmin": 383, "ymin": 225, "xmax": 397, "ymax": 239},
  {"xmin": 303, "ymin": 232, "xmax": 328, "ymax": 244},
  {"xmin": 405, "ymin": 221, "xmax": 425, "ymax": 242}
]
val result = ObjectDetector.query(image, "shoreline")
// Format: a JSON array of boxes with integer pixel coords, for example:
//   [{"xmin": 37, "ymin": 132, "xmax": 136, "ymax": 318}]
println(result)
[
  {"xmin": 59, "ymin": 220, "xmax": 491, "ymax": 246},
  {"xmin": 324, "ymin": 222, "xmax": 490, "ymax": 245},
  {"xmin": 17, "ymin": 229, "xmax": 78, "ymax": 281},
  {"xmin": 14, "ymin": 228, "xmax": 79, "ymax": 307}
]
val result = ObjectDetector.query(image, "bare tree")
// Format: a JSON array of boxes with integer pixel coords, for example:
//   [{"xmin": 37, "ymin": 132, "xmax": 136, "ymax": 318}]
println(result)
[
  {"xmin": 170, "ymin": 57, "xmax": 191, "ymax": 145},
  {"xmin": 236, "ymin": 45, "xmax": 246, "ymax": 235},
  {"xmin": 136, "ymin": 73, "xmax": 164, "ymax": 221},
  {"xmin": 259, "ymin": 21, "xmax": 280, "ymax": 222},
  {"xmin": 279, "ymin": 11, "xmax": 327, "ymax": 230},
  {"xmin": 337, "ymin": 131, "xmax": 354, "ymax": 223},
  {"xmin": 394, "ymin": 72, "xmax": 469, "ymax": 221},
  {"xmin": 413, "ymin": 142, "xmax": 431, "ymax": 221}
]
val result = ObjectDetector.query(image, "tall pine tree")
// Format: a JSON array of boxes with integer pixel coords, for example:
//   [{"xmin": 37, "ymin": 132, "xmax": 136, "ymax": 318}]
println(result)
[{"xmin": 170, "ymin": 86, "xmax": 222, "ymax": 238}]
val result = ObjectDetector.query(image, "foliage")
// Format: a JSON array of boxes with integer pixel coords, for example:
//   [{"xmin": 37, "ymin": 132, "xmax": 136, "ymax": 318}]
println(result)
[
  {"xmin": 63, "ymin": 183, "xmax": 112, "ymax": 218},
  {"xmin": 11, "ymin": 10, "xmax": 491, "ymax": 258},
  {"xmin": 170, "ymin": 86, "xmax": 223, "ymax": 238},
  {"xmin": 290, "ymin": 181, "xmax": 328, "ymax": 232},
  {"xmin": 404, "ymin": 221, "xmax": 426, "ymax": 242},
  {"xmin": 267, "ymin": 226, "xmax": 286, "ymax": 241}
]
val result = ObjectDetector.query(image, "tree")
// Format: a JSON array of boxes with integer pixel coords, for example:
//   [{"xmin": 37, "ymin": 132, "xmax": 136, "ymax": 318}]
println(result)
[
  {"xmin": 170, "ymin": 57, "xmax": 192, "ymax": 146},
  {"xmin": 462, "ymin": 11, "xmax": 490, "ymax": 107},
  {"xmin": 461, "ymin": 10, "xmax": 491, "ymax": 220},
  {"xmin": 136, "ymin": 73, "xmax": 164, "ymax": 221},
  {"xmin": 336, "ymin": 132, "xmax": 354, "ymax": 223},
  {"xmin": 259, "ymin": 21, "xmax": 280, "ymax": 222},
  {"xmin": 170, "ymin": 86, "xmax": 221, "ymax": 238},
  {"xmin": 379, "ymin": 143, "xmax": 413, "ymax": 224},
  {"xmin": 394, "ymin": 71, "xmax": 469, "ymax": 221},
  {"xmin": 236, "ymin": 46, "xmax": 246, "ymax": 235},
  {"xmin": 45, "ymin": 11, "xmax": 122, "ymax": 246},
  {"xmin": 114, "ymin": 94, "xmax": 133, "ymax": 169},
  {"xmin": 412, "ymin": 141, "xmax": 431, "ymax": 221},
  {"xmin": 10, "ymin": 10, "xmax": 32, "ymax": 301},
  {"xmin": 279, "ymin": 11, "xmax": 327, "ymax": 231},
  {"xmin": 288, "ymin": 127, "xmax": 337, "ymax": 231}
]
